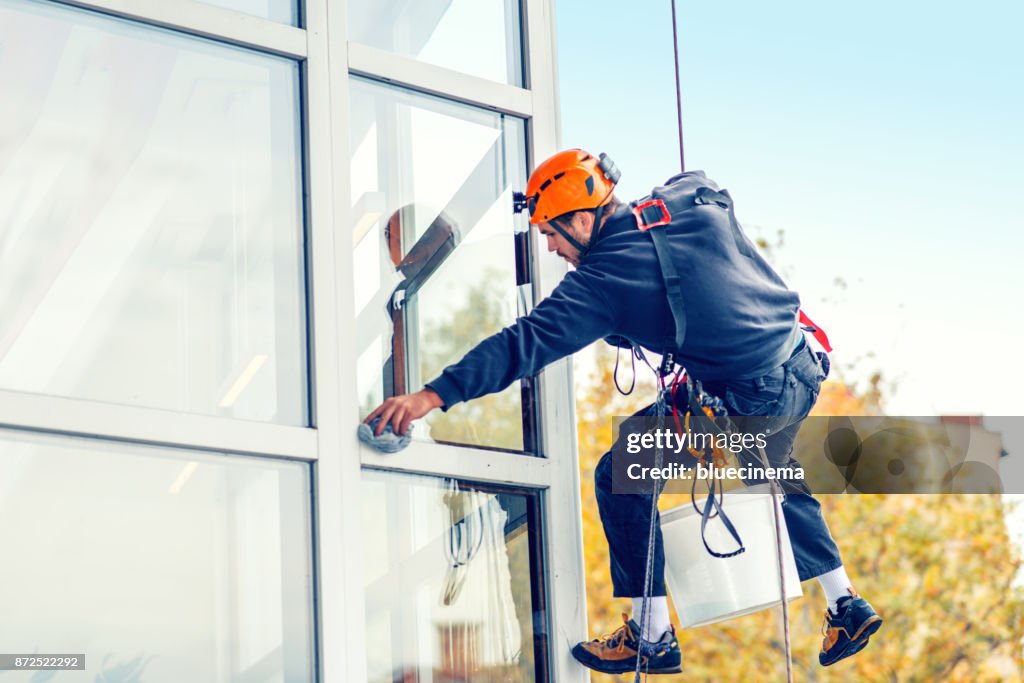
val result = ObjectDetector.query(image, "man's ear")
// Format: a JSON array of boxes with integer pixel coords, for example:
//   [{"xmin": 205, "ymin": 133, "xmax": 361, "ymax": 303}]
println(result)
[{"xmin": 570, "ymin": 210, "xmax": 594, "ymax": 234}]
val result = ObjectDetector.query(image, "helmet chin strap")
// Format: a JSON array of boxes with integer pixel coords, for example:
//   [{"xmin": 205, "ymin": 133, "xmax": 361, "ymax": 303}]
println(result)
[{"xmin": 550, "ymin": 205, "xmax": 607, "ymax": 259}]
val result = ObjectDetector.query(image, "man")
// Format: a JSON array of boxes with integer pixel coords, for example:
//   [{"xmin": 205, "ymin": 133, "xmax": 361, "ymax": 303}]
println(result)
[{"xmin": 365, "ymin": 149, "xmax": 882, "ymax": 674}]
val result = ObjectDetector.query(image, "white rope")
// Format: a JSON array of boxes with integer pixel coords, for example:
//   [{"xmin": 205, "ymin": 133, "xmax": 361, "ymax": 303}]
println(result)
[
  {"xmin": 758, "ymin": 444, "xmax": 795, "ymax": 683},
  {"xmin": 634, "ymin": 388, "xmax": 668, "ymax": 683}
]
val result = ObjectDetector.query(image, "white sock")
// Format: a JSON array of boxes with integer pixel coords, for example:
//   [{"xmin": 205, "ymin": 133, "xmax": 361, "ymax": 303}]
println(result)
[
  {"xmin": 817, "ymin": 566, "xmax": 853, "ymax": 614},
  {"xmin": 631, "ymin": 596, "xmax": 672, "ymax": 641}
]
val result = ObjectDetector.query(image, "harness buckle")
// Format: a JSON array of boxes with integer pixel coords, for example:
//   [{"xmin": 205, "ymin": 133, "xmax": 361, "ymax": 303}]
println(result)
[{"xmin": 632, "ymin": 199, "xmax": 672, "ymax": 231}]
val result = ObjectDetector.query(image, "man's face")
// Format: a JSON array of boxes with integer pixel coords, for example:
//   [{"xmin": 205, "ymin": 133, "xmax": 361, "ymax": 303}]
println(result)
[
  {"xmin": 385, "ymin": 213, "xmax": 403, "ymax": 267},
  {"xmin": 536, "ymin": 212, "xmax": 592, "ymax": 267}
]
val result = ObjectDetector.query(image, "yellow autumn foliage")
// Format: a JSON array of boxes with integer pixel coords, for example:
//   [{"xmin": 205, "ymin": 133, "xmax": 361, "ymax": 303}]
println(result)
[{"xmin": 575, "ymin": 344, "xmax": 1024, "ymax": 682}]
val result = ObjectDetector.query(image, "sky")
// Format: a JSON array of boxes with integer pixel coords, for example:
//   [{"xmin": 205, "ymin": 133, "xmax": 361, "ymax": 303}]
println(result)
[{"xmin": 556, "ymin": 0, "xmax": 1024, "ymax": 421}]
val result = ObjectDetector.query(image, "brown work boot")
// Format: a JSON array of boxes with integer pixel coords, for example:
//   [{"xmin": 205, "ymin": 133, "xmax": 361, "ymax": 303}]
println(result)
[
  {"xmin": 819, "ymin": 588, "xmax": 883, "ymax": 666},
  {"xmin": 571, "ymin": 613, "xmax": 682, "ymax": 675}
]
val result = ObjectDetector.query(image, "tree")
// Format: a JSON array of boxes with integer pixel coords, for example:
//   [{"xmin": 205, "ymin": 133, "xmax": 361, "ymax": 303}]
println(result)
[{"xmin": 418, "ymin": 267, "xmax": 525, "ymax": 452}]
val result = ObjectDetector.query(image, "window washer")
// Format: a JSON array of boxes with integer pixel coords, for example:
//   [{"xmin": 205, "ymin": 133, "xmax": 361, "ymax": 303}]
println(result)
[{"xmin": 364, "ymin": 148, "xmax": 882, "ymax": 674}]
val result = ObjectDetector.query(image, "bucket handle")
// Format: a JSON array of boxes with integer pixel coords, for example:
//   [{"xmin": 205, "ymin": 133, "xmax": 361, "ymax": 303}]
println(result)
[{"xmin": 699, "ymin": 476, "xmax": 746, "ymax": 559}]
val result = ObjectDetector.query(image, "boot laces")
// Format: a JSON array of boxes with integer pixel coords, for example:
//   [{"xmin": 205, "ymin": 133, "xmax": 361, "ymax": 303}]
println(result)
[
  {"xmin": 821, "ymin": 609, "xmax": 834, "ymax": 637},
  {"xmin": 591, "ymin": 616, "xmax": 635, "ymax": 654}
]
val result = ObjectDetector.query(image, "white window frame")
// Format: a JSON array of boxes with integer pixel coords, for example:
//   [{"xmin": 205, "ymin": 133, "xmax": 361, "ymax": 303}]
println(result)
[
  {"xmin": 4, "ymin": 1, "xmax": 589, "ymax": 681},
  {"xmin": 54, "ymin": 0, "xmax": 306, "ymax": 57}
]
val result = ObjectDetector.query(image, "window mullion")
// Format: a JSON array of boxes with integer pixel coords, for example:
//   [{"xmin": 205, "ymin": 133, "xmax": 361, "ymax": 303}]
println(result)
[
  {"xmin": 348, "ymin": 42, "xmax": 533, "ymax": 118},
  {"xmin": 0, "ymin": 389, "xmax": 317, "ymax": 460},
  {"xmin": 361, "ymin": 440, "xmax": 553, "ymax": 488}
]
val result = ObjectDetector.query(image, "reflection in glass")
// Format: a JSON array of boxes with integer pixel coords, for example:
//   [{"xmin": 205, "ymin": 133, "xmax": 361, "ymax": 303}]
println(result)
[
  {"xmin": 347, "ymin": 0, "xmax": 523, "ymax": 85},
  {"xmin": 0, "ymin": 0, "xmax": 306, "ymax": 425},
  {"xmin": 198, "ymin": 0, "xmax": 298, "ymax": 25},
  {"xmin": 0, "ymin": 428, "xmax": 314, "ymax": 683},
  {"xmin": 362, "ymin": 470, "xmax": 547, "ymax": 682},
  {"xmin": 350, "ymin": 78, "xmax": 536, "ymax": 453}
]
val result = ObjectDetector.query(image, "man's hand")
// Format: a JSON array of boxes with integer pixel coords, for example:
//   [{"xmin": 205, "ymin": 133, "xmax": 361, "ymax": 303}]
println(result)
[{"xmin": 364, "ymin": 388, "xmax": 444, "ymax": 438}]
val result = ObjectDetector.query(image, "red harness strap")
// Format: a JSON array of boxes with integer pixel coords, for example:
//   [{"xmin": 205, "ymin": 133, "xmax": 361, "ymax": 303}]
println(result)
[{"xmin": 799, "ymin": 309, "xmax": 832, "ymax": 353}]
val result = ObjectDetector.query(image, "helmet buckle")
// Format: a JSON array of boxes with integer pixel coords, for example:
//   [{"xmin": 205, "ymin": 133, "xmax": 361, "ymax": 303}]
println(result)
[{"xmin": 512, "ymin": 191, "xmax": 533, "ymax": 215}]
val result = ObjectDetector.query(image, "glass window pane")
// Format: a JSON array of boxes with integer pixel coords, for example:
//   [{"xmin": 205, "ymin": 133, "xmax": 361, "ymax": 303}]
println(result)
[
  {"xmin": 198, "ymin": 0, "xmax": 298, "ymax": 25},
  {"xmin": 362, "ymin": 470, "xmax": 547, "ymax": 682},
  {"xmin": 350, "ymin": 78, "xmax": 536, "ymax": 453},
  {"xmin": 0, "ymin": 0, "xmax": 307, "ymax": 425},
  {"xmin": 348, "ymin": 0, "xmax": 523, "ymax": 86},
  {"xmin": 0, "ymin": 428, "xmax": 314, "ymax": 682}
]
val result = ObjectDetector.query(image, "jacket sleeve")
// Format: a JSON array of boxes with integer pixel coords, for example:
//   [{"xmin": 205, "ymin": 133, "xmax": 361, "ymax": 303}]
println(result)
[{"xmin": 425, "ymin": 267, "xmax": 616, "ymax": 410}]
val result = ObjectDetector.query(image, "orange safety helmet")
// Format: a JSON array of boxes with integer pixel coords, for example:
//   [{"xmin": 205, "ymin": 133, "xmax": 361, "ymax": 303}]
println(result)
[{"xmin": 519, "ymin": 149, "xmax": 620, "ymax": 224}]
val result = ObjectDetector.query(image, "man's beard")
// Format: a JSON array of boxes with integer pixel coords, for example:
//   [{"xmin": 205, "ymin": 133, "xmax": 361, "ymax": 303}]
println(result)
[{"xmin": 568, "ymin": 232, "xmax": 591, "ymax": 267}]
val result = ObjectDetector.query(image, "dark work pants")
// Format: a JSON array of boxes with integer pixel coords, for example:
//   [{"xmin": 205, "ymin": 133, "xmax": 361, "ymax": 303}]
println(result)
[{"xmin": 594, "ymin": 340, "xmax": 844, "ymax": 597}]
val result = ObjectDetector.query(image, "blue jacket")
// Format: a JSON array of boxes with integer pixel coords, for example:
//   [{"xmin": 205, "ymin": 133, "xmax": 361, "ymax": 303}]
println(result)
[{"xmin": 426, "ymin": 171, "xmax": 802, "ymax": 410}]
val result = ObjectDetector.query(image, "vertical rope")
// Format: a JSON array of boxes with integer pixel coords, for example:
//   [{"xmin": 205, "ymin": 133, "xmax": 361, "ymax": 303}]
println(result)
[
  {"xmin": 758, "ymin": 445, "xmax": 795, "ymax": 683},
  {"xmin": 635, "ymin": 385, "xmax": 668, "ymax": 683},
  {"xmin": 670, "ymin": 0, "xmax": 686, "ymax": 173}
]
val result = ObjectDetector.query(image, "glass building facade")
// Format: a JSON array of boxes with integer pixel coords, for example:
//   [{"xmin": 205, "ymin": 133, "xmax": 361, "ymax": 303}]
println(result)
[{"xmin": 0, "ymin": 0, "xmax": 586, "ymax": 681}]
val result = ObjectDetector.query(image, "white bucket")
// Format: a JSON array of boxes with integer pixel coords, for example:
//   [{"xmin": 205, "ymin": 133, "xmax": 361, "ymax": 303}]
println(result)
[{"xmin": 660, "ymin": 484, "xmax": 802, "ymax": 628}]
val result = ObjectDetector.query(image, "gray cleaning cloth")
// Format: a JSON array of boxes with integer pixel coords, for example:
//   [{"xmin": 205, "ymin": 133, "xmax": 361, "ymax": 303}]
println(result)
[{"xmin": 358, "ymin": 417, "xmax": 413, "ymax": 453}]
